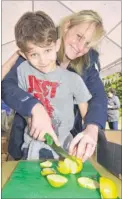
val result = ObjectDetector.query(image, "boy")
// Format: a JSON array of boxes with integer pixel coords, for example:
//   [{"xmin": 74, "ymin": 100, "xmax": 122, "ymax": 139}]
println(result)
[{"xmin": 15, "ymin": 11, "xmax": 92, "ymax": 159}]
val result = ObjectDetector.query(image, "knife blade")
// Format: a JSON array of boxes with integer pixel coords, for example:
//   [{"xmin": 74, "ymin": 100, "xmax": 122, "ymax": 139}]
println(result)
[
  {"xmin": 44, "ymin": 133, "xmax": 79, "ymax": 163},
  {"xmin": 44, "ymin": 133, "xmax": 71, "ymax": 159},
  {"xmin": 24, "ymin": 117, "xmax": 81, "ymax": 164}
]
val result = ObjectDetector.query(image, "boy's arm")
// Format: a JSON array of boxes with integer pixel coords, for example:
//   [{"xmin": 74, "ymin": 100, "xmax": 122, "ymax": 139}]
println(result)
[
  {"xmin": 72, "ymin": 73, "xmax": 92, "ymax": 106},
  {"xmin": 78, "ymin": 102, "xmax": 88, "ymax": 120},
  {"xmin": 72, "ymin": 74, "xmax": 91, "ymax": 124},
  {"xmin": 2, "ymin": 51, "xmax": 19, "ymax": 80}
]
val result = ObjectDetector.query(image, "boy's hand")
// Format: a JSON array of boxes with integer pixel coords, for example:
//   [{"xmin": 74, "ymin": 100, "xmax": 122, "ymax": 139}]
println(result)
[
  {"xmin": 69, "ymin": 124, "xmax": 98, "ymax": 162},
  {"xmin": 30, "ymin": 103, "xmax": 60, "ymax": 146},
  {"xmin": 27, "ymin": 117, "xmax": 32, "ymax": 130}
]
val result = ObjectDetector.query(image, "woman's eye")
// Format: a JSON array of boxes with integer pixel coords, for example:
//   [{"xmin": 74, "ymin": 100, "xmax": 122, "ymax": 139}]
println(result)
[
  {"xmin": 86, "ymin": 42, "xmax": 91, "ymax": 48},
  {"xmin": 86, "ymin": 42, "xmax": 90, "ymax": 46},
  {"xmin": 77, "ymin": 34, "xmax": 81, "ymax": 39}
]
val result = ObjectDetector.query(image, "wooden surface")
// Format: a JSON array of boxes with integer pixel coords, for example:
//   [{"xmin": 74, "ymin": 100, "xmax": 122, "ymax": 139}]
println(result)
[
  {"xmin": 104, "ymin": 130, "xmax": 122, "ymax": 145},
  {"xmin": 2, "ymin": 156, "xmax": 122, "ymax": 198}
]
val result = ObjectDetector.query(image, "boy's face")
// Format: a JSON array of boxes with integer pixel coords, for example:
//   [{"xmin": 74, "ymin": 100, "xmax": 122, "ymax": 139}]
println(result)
[{"xmin": 23, "ymin": 39, "xmax": 60, "ymax": 73}]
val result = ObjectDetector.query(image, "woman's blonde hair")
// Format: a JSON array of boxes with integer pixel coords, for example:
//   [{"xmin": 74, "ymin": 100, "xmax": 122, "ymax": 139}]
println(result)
[{"xmin": 58, "ymin": 10, "xmax": 105, "ymax": 74}]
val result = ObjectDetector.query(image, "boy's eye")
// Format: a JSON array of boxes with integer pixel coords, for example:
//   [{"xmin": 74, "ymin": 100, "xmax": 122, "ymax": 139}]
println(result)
[
  {"xmin": 31, "ymin": 53, "xmax": 38, "ymax": 57},
  {"xmin": 45, "ymin": 49, "xmax": 52, "ymax": 53}
]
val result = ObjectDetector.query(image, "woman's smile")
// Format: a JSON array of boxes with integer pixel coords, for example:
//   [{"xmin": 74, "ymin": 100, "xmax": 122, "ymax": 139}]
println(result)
[{"xmin": 70, "ymin": 45, "xmax": 79, "ymax": 54}]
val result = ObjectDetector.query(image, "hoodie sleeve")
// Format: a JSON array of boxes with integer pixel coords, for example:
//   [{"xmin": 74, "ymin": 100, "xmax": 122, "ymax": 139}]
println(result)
[
  {"xmin": 111, "ymin": 96, "xmax": 120, "ymax": 109},
  {"xmin": 2, "ymin": 56, "xmax": 39, "ymax": 117},
  {"xmin": 83, "ymin": 50, "xmax": 107, "ymax": 129}
]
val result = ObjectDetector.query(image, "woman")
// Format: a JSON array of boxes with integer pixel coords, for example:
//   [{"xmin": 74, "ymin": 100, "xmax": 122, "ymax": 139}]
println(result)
[
  {"xmin": 2, "ymin": 51, "xmax": 19, "ymax": 80},
  {"xmin": 2, "ymin": 10, "xmax": 107, "ymax": 161}
]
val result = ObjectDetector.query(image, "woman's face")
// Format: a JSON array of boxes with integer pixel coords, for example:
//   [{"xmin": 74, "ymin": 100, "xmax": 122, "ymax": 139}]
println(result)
[{"xmin": 63, "ymin": 22, "xmax": 96, "ymax": 60}]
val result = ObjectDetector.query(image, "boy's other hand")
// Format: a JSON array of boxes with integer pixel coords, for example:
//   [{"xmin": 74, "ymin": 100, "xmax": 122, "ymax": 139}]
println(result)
[
  {"xmin": 27, "ymin": 117, "xmax": 32, "ymax": 130},
  {"xmin": 69, "ymin": 124, "xmax": 98, "ymax": 162},
  {"xmin": 30, "ymin": 103, "xmax": 60, "ymax": 146}
]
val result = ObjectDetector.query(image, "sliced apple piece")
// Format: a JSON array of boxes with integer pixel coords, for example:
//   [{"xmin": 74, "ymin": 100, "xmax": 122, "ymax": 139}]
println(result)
[
  {"xmin": 41, "ymin": 168, "xmax": 56, "ymax": 176},
  {"xmin": 71, "ymin": 156, "xmax": 83, "ymax": 173},
  {"xmin": 40, "ymin": 160, "xmax": 52, "ymax": 168},
  {"xmin": 57, "ymin": 161, "xmax": 71, "ymax": 174},
  {"xmin": 64, "ymin": 157, "xmax": 83, "ymax": 174},
  {"xmin": 78, "ymin": 177, "xmax": 99, "ymax": 189},
  {"xmin": 47, "ymin": 174, "xmax": 68, "ymax": 187}
]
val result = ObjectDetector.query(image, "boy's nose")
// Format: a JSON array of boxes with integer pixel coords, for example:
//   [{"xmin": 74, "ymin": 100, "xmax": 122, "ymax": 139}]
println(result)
[{"xmin": 39, "ymin": 56, "xmax": 46, "ymax": 64}]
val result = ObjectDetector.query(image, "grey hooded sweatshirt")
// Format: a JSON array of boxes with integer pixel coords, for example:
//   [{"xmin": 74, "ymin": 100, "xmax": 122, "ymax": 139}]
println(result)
[{"xmin": 107, "ymin": 95, "xmax": 120, "ymax": 122}]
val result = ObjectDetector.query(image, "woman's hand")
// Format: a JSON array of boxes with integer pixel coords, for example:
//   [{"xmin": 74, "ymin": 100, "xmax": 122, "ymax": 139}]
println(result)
[
  {"xmin": 69, "ymin": 124, "xmax": 98, "ymax": 162},
  {"xmin": 30, "ymin": 103, "xmax": 60, "ymax": 146}
]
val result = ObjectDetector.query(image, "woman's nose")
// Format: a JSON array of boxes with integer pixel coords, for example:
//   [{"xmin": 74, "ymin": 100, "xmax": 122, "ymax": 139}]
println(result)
[{"xmin": 78, "ymin": 40, "xmax": 86, "ymax": 52}]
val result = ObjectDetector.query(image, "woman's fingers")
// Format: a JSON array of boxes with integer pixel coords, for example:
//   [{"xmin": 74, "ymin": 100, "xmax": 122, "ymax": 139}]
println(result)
[
  {"xmin": 82, "ymin": 143, "xmax": 93, "ymax": 162},
  {"xmin": 69, "ymin": 129, "xmax": 97, "ymax": 162},
  {"xmin": 76, "ymin": 137, "xmax": 86, "ymax": 159},
  {"xmin": 69, "ymin": 133, "xmax": 84, "ymax": 155},
  {"xmin": 76, "ymin": 134, "xmax": 97, "ymax": 162},
  {"xmin": 72, "ymin": 145, "xmax": 77, "ymax": 156},
  {"xmin": 83, "ymin": 144, "xmax": 96, "ymax": 162}
]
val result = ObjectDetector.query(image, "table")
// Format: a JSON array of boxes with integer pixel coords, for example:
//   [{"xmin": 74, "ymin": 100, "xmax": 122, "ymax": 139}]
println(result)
[{"xmin": 2, "ymin": 157, "xmax": 122, "ymax": 198}]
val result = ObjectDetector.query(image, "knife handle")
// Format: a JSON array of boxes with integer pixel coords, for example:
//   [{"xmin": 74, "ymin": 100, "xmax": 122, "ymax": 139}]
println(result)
[{"xmin": 44, "ymin": 133, "xmax": 53, "ymax": 146}]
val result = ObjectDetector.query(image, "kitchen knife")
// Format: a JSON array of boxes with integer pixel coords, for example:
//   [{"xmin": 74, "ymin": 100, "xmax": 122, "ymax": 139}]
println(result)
[{"xmin": 44, "ymin": 133, "xmax": 80, "ymax": 164}]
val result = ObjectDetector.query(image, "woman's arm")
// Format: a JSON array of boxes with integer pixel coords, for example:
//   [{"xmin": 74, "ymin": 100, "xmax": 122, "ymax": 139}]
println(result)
[
  {"xmin": 2, "ymin": 51, "xmax": 19, "ymax": 80},
  {"xmin": 69, "ymin": 50, "xmax": 107, "ymax": 162},
  {"xmin": 83, "ymin": 61, "xmax": 107, "ymax": 129},
  {"xmin": 2, "ymin": 56, "xmax": 39, "ymax": 116}
]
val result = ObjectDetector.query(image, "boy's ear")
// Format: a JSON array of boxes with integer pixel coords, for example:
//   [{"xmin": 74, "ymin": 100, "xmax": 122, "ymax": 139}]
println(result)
[
  {"xmin": 18, "ymin": 50, "xmax": 27, "ymax": 59},
  {"xmin": 56, "ymin": 38, "xmax": 61, "ymax": 52}
]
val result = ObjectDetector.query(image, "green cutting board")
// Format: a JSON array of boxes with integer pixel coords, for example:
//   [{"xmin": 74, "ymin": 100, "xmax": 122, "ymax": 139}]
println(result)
[{"xmin": 2, "ymin": 160, "xmax": 102, "ymax": 199}]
